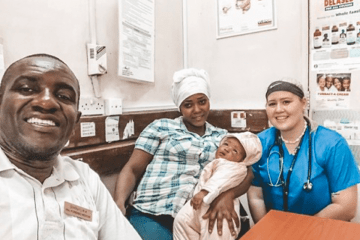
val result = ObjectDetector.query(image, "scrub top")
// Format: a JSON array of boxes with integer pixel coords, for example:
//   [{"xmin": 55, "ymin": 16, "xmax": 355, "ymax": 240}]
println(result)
[{"xmin": 252, "ymin": 125, "xmax": 360, "ymax": 215}]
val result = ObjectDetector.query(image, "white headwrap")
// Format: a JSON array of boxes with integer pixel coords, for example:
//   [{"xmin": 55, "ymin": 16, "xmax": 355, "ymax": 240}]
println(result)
[
  {"xmin": 171, "ymin": 68, "xmax": 211, "ymax": 110},
  {"xmin": 220, "ymin": 132, "xmax": 262, "ymax": 166}
]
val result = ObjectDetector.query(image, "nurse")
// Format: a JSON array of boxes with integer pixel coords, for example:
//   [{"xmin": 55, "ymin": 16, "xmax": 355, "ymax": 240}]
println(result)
[{"xmin": 247, "ymin": 78, "xmax": 360, "ymax": 223}]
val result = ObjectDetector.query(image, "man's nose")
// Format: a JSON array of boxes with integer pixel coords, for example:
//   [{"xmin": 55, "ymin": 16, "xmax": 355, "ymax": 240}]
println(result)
[{"xmin": 32, "ymin": 88, "xmax": 59, "ymax": 113}]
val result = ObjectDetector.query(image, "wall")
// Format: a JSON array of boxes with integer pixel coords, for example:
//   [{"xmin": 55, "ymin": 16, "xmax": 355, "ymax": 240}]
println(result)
[
  {"xmin": 0, "ymin": 0, "xmax": 183, "ymax": 111},
  {"xmin": 0, "ymin": 0, "xmax": 307, "ymax": 111},
  {"xmin": 186, "ymin": 0, "xmax": 309, "ymax": 109}
]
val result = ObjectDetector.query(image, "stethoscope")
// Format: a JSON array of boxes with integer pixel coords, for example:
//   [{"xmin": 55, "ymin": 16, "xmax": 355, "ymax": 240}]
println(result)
[{"xmin": 267, "ymin": 118, "xmax": 313, "ymax": 211}]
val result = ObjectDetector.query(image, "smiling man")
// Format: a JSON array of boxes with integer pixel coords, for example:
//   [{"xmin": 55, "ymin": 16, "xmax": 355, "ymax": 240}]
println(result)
[{"xmin": 0, "ymin": 54, "xmax": 141, "ymax": 239}]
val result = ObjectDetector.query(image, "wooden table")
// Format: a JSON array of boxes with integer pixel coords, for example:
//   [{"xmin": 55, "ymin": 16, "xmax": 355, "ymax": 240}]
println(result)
[{"xmin": 240, "ymin": 210, "xmax": 360, "ymax": 240}]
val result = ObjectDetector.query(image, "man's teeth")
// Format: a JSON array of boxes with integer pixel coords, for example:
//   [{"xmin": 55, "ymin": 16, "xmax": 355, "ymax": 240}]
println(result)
[{"xmin": 27, "ymin": 118, "xmax": 56, "ymax": 126}]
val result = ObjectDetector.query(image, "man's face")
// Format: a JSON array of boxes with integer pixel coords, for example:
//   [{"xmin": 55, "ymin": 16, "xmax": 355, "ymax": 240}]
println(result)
[
  {"xmin": 318, "ymin": 77, "xmax": 325, "ymax": 88},
  {"xmin": 0, "ymin": 56, "xmax": 81, "ymax": 160},
  {"xmin": 343, "ymin": 79, "xmax": 350, "ymax": 90},
  {"xmin": 326, "ymin": 77, "xmax": 333, "ymax": 88}
]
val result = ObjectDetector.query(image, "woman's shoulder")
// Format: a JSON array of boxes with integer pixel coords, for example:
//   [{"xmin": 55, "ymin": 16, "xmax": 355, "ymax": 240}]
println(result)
[
  {"xmin": 314, "ymin": 125, "xmax": 343, "ymax": 140},
  {"xmin": 313, "ymin": 125, "xmax": 346, "ymax": 146},
  {"xmin": 258, "ymin": 127, "xmax": 277, "ymax": 146}
]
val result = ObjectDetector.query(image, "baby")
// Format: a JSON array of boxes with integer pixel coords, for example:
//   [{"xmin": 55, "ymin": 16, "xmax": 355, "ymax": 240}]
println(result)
[{"xmin": 173, "ymin": 132, "xmax": 262, "ymax": 240}]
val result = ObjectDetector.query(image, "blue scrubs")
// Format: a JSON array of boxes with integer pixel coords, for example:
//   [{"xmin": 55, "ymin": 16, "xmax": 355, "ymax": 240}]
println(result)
[{"xmin": 252, "ymin": 125, "xmax": 360, "ymax": 215}]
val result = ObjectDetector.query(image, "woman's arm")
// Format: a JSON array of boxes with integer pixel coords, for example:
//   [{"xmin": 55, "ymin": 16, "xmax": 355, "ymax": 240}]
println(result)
[
  {"xmin": 202, "ymin": 167, "xmax": 253, "ymax": 236},
  {"xmin": 315, "ymin": 185, "xmax": 358, "ymax": 221},
  {"xmin": 114, "ymin": 149, "xmax": 153, "ymax": 215},
  {"xmin": 247, "ymin": 185, "xmax": 267, "ymax": 223}
]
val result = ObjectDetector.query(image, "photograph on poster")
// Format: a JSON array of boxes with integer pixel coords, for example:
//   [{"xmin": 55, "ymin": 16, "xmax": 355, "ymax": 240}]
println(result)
[
  {"xmin": 315, "ymin": 72, "xmax": 351, "ymax": 110},
  {"xmin": 316, "ymin": 73, "xmax": 351, "ymax": 92}
]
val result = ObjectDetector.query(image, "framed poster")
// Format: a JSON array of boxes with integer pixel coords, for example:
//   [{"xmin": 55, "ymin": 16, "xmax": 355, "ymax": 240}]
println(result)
[
  {"xmin": 118, "ymin": 0, "xmax": 155, "ymax": 82},
  {"xmin": 216, "ymin": 0, "xmax": 277, "ymax": 39}
]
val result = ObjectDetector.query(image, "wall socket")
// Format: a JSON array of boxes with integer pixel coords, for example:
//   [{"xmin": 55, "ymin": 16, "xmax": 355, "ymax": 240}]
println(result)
[
  {"xmin": 105, "ymin": 98, "xmax": 123, "ymax": 115},
  {"xmin": 79, "ymin": 97, "xmax": 105, "ymax": 115}
]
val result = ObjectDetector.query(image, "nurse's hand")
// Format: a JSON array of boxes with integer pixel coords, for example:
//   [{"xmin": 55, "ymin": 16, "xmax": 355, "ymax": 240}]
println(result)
[{"xmin": 202, "ymin": 190, "xmax": 239, "ymax": 236}]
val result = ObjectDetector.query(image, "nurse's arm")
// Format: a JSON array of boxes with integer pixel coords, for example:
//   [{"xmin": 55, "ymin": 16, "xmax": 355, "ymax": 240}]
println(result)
[
  {"xmin": 315, "ymin": 184, "xmax": 357, "ymax": 221},
  {"xmin": 247, "ymin": 185, "xmax": 267, "ymax": 223}
]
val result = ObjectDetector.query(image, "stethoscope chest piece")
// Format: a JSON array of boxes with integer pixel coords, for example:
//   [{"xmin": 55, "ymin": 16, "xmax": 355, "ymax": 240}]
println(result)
[{"xmin": 303, "ymin": 181, "xmax": 313, "ymax": 192}]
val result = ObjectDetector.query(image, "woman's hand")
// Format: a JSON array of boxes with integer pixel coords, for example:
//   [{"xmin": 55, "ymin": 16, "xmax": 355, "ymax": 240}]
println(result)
[{"xmin": 202, "ymin": 190, "xmax": 239, "ymax": 237}]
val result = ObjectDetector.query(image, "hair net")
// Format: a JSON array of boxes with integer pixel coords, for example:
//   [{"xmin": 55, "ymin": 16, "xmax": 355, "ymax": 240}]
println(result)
[
  {"xmin": 220, "ymin": 132, "xmax": 262, "ymax": 166},
  {"xmin": 266, "ymin": 78, "xmax": 305, "ymax": 99},
  {"xmin": 171, "ymin": 68, "xmax": 210, "ymax": 110}
]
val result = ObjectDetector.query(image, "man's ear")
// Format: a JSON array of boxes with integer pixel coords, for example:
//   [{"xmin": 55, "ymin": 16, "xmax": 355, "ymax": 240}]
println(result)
[{"xmin": 76, "ymin": 111, "xmax": 82, "ymax": 123}]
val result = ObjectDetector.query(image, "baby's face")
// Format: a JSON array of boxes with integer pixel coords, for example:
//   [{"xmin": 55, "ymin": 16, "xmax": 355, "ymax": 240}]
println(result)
[{"xmin": 216, "ymin": 137, "xmax": 246, "ymax": 162}]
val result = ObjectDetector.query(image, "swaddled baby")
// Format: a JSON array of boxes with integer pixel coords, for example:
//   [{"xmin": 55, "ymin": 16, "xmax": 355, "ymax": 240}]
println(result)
[{"xmin": 173, "ymin": 132, "xmax": 262, "ymax": 240}]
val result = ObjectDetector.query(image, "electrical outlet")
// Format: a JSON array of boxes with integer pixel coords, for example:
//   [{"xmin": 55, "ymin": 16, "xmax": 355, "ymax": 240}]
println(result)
[
  {"xmin": 104, "ymin": 98, "xmax": 123, "ymax": 115},
  {"xmin": 79, "ymin": 97, "xmax": 105, "ymax": 115}
]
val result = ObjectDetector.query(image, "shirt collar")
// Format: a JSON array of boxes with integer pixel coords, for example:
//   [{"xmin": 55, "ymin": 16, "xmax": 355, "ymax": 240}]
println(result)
[
  {"xmin": 52, "ymin": 155, "xmax": 80, "ymax": 182},
  {"xmin": 0, "ymin": 147, "xmax": 79, "ymax": 183},
  {"xmin": 0, "ymin": 147, "xmax": 15, "ymax": 172},
  {"xmin": 178, "ymin": 116, "xmax": 215, "ymax": 137}
]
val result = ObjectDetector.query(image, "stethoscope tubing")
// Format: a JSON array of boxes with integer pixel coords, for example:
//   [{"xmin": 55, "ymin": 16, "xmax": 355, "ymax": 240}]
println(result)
[{"xmin": 268, "ymin": 118, "xmax": 312, "ymax": 211}]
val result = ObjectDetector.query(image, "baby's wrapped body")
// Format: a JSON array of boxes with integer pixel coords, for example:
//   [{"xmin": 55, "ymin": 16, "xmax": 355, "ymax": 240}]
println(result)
[{"xmin": 174, "ymin": 132, "xmax": 262, "ymax": 240}]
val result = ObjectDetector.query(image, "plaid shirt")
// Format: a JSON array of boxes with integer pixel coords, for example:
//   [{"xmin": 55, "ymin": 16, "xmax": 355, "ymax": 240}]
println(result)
[{"xmin": 133, "ymin": 116, "xmax": 227, "ymax": 218}]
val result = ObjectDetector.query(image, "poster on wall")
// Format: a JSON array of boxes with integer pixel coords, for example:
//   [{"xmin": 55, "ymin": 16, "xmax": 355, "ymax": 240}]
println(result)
[
  {"xmin": 310, "ymin": 0, "xmax": 360, "ymax": 71},
  {"xmin": 314, "ymin": 72, "xmax": 351, "ymax": 109},
  {"xmin": 216, "ymin": 0, "xmax": 277, "ymax": 39},
  {"xmin": 118, "ymin": 0, "xmax": 154, "ymax": 82},
  {"xmin": 323, "ymin": 118, "xmax": 360, "ymax": 145}
]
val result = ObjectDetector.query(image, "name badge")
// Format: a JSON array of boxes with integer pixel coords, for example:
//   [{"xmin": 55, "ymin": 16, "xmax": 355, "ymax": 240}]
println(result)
[{"xmin": 64, "ymin": 201, "xmax": 93, "ymax": 221}]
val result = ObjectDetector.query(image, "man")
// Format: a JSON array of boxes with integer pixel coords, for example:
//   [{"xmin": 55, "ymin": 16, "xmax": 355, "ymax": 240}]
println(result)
[
  {"xmin": 0, "ymin": 54, "xmax": 141, "ymax": 239},
  {"xmin": 325, "ymin": 74, "xmax": 337, "ymax": 92}
]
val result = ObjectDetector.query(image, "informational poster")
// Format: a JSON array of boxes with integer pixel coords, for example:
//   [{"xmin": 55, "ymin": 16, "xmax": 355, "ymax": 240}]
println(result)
[
  {"xmin": 310, "ymin": 0, "xmax": 360, "ymax": 70},
  {"xmin": 80, "ymin": 122, "xmax": 96, "ymax": 138},
  {"xmin": 118, "ymin": 0, "xmax": 154, "ymax": 82},
  {"xmin": 323, "ymin": 118, "xmax": 360, "ymax": 145},
  {"xmin": 216, "ymin": 0, "xmax": 277, "ymax": 39},
  {"xmin": 105, "ymin": 116, "xmax": 120, "ymax": 143},
  {"xmin": 314, "ymin": 72, "xmax": 351, "ymax": 109}
]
